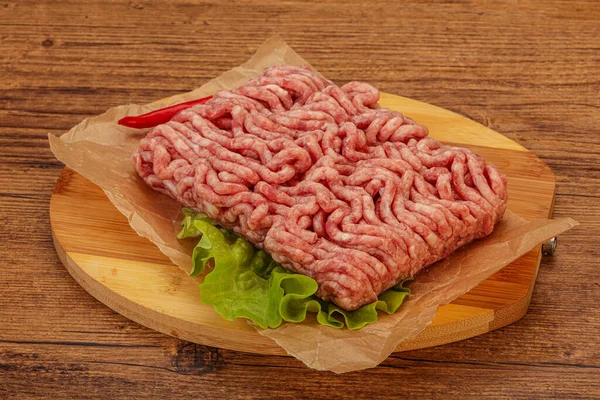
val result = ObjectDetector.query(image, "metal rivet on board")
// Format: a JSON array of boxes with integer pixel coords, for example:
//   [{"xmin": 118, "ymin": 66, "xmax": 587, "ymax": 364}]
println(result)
[{"xmin": 542, "ymin": 236, "xmax": 557, "ymax": 256}]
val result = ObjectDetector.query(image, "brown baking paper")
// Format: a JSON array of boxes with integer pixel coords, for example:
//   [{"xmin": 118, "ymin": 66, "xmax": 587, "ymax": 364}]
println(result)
[{"xmin": 49, "ymin": 36, "xmax": 577, "ymax": 373}]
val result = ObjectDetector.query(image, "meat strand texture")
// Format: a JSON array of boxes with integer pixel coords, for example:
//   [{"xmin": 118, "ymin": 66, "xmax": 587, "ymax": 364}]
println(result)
[{"xmin": 133, "ymin": 65, "xmax": 508, "ymax": 310}]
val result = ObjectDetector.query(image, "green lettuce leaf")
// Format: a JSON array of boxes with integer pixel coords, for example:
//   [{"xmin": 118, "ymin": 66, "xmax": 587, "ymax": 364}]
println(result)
[{"xmin": 178, "ymin": 209, "xmax": 411, "ymax": 330}]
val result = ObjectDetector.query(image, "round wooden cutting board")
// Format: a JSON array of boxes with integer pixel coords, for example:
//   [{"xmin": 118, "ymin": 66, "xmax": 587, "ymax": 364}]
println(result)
[{"xmin": 50, "ymin": 92, "xmax": 556, "ymax": 356}]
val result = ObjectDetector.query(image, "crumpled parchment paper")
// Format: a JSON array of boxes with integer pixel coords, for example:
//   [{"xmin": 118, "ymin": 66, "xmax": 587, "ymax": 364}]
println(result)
[{"xmin": 49, "ymin": 36, "xmax": 577, "ymax": 373}]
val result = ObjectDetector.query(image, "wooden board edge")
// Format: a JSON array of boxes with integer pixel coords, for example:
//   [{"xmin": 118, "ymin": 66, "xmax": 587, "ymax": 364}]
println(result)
[
  {"xmin": 50, "ymin": 229, "xmax": 289, "ymax": 356},
  {"xmin": 393, "ymin": 279, "xmax": 533, "ymax": 352}
]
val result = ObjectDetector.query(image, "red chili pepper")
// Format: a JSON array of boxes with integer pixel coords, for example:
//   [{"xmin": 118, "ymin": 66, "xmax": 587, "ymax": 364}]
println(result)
[{"xmin": 118, "ymin": 95, "xmax": 213, "ymax": 129}]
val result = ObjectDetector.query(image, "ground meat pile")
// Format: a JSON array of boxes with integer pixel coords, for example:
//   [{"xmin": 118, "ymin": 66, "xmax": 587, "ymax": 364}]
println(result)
[{"xmin": 133, "ymin": 65, "xmax": 508, "ymax": 310}]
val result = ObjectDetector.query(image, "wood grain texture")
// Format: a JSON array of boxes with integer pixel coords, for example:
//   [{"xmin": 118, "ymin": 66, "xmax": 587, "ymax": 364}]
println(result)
[
  {"xmin": 1, "ymin": 0, "xmax": 599, "ymax": 398},
  {"xmin": 48, "ymin": 90, "xmax": 556, "ymax": 356}
]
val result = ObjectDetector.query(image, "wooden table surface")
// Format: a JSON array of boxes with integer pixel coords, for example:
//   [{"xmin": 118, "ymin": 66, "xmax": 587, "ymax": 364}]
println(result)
[{"xmin": 1, "ymin": 1, "xmax": 599, "ymax": 398}]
